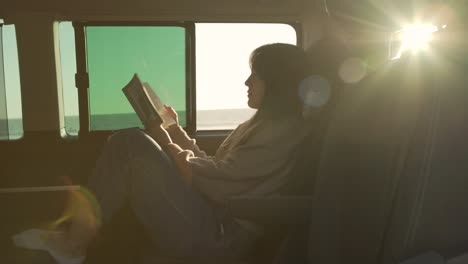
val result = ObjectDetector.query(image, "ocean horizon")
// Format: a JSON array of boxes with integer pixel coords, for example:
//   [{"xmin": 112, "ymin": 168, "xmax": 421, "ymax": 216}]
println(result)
[{"xmin": 1, "ymin": 108, "xmax": 255, "ymax": 139}]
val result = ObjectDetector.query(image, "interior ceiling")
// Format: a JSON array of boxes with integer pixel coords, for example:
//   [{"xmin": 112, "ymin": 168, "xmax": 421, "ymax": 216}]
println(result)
[
  {"xmin": 2, "ymin": 0, "xmax": 457, "ymax": 27},
  {"xmin": 1, "ymin": 0, "xmax": 320, "ymax": 18},
  {"xmin": 326, "ymin": 0, "xmax": 463, "ymax": 29}
]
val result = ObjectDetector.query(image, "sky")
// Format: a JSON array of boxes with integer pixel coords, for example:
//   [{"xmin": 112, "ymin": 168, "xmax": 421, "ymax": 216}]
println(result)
[
  {"xmin": 3, "ymin": 22, "xmax": 296, "ymax": 119},
  {"xmin": 3, "ymin": 24, "xmax": 22, "ymax": 119}
]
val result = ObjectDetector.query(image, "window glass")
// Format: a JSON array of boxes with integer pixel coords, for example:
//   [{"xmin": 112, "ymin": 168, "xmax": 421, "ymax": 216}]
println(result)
[
  {"xmin": 58, "ymin": 22, "xmax": 79, "ymax": 135},
  {"xmin": 195, "ymin": 23, "xmax": 297, "ymax": 130},
  {"xmin": 59, "ymin": 23, "xmax": 297, "ymax": 134},
  {"xmin": 86, "ymin": 26, "xmax": 186, "ymax": 131},
  {"xmin": 0, "ymin": 22, "xmax": 23, "ymax": 140}
]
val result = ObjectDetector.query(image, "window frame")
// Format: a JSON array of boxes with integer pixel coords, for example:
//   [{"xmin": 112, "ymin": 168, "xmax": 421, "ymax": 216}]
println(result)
[
  {"xmin": 72, "ymin": 21, "xmax": 196, "ymax": 137},
  {"xmin": 71, "ymin": 21, "xmax": 301, "ymax": 137},
  {"xmin": 193, "ymin": 21, "xmax": 302, "ymax": 135}
]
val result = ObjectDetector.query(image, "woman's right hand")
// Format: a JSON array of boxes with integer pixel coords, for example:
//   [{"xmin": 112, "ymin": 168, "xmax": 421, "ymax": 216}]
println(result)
[{"xmin": 164, "ymin": 104, "xmax": 179, "ymax": 126}]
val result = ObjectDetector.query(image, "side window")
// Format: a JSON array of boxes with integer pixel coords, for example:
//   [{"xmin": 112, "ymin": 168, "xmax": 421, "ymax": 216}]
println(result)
[
  {"xmin": 195, "ymin": 23, "xmax": 297, "ymax": 130},
  {"xmin": 58, "ymin": 22, "xmax": 297, "ymax": 135},
  {"xmin": 59, "ymin": 23, "xmax": 187, "ymax": 135},
  {"xmin": 0, "ymin": 21, "xmax": 23, "ymax": 140},
  {"xmin": 85, "ymin": 26, "xmax": 187, "ymax": 132},
  {"xmin": 58, "ymin": 22, "xmax": 79, "ymax": 135}
]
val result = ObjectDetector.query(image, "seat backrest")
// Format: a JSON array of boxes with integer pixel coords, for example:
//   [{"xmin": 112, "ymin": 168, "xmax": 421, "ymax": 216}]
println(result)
[
  {"xmin": 279, "ymin": 37, "xmax": 351, "ymax": 196},
  {"xmin": 380, "ymin": 51, "xmax": 468, "ymax": 263},
  {"xmin": 306, "ymin": 57, "xmax": 427, "ymax": 264},
  {"xmin": 279, "ymin": 97, "xmax": 339, "ymax": 196}
]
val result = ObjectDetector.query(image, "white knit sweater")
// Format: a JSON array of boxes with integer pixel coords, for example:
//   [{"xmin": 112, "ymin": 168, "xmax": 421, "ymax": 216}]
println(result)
[{"xmin": 165, "ymin": 116, "xmax": 306, "ymax": 204}]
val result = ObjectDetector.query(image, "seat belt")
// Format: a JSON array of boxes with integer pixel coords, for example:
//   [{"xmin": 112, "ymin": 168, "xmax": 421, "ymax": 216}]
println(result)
[
  {"xmin": 377, "ymin": 63, "xmax": 442, "ymax": 263},
  {"xmin": 375, "ymin": 74, "xmax": 428, "ymax": 263}
]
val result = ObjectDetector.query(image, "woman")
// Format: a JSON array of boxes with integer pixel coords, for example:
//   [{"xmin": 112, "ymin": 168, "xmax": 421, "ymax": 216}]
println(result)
[{"xmin": 14, "ymin": 43, "xmax": 310, "ymax": 263}]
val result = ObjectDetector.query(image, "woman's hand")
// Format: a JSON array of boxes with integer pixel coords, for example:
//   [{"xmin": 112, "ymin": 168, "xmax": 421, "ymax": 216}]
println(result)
[
  {"xmin": 146, "ymin": 122, "xmax": 172, "ymax": 146},
  {"xmin": 164, "ymin": 105, "xmax": 179, "ymax": 126}
]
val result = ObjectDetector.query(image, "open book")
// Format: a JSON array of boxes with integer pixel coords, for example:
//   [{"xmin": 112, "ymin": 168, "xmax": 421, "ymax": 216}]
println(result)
[{"xmin": 122, "ymin": 73, "xmax": 176, "ymax": 128}]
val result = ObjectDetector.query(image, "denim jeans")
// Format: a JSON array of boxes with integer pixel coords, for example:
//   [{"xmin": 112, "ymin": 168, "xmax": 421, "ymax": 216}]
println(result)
[{"xmin": 87, "ymin": 128, "xmax": 255, "ymax": 260}]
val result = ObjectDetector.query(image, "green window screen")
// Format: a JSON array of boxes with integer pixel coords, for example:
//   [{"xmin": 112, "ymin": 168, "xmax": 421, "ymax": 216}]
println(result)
[{"xmin": 86, "ymin": 26, "xmax": 186, "ymax": 131}]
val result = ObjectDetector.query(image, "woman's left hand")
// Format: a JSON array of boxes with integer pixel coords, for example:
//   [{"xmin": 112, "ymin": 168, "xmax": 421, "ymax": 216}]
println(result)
[{"xmin": 146, "ymin": 123, "xmax": 172, "ymax": 146}]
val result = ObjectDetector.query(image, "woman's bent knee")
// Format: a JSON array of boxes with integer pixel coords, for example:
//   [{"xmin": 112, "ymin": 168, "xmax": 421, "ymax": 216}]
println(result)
[
  {"xmin": 106, "ymin": 128, "xmax": 165, "ymax": 160},
  {"xmin": 107, "ymin": 128, "xmax": 146, "ymax": 143},
  {"xmin": 107, "ymin": 128, "xmax": 157, "ymax": 150}
]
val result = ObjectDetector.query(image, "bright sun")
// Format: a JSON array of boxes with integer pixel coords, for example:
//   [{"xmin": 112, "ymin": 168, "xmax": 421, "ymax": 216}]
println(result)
[{"xmin": 394, "ymin": 23, "xmax": 439, "ymax": 58}]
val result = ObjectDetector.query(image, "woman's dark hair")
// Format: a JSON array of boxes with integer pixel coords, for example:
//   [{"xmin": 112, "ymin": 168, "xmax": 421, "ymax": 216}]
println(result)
[
  {"xmin": 249, "ymin": 43, "xmax": 309, "ymax": 120},
  {"xmin": 249, "ymin": 40, "xmax": 350, "ymax": 123}
]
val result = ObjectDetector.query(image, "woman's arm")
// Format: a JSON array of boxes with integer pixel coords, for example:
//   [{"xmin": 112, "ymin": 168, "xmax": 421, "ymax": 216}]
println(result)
[
  {"xmin": 176, "ymin": 119, "xmax": 305, "ymax": 203},
  {"xmin": 146, "ymin": 123, "xmax": 194, "ymax": 185},
  {"xmin": 164, "ymin": 105, "xmax": 208, "ymax": 158},
  {"xmin": 166, "ymin": 125, "xmax": 208, "ymax": 158},
  {"xmin": 146, "ymin": 123, "xmax": 172, "ymax": 146},
  {"xmin": 165, "ymin": 143, "xmax": 194, "ymax": 186}
]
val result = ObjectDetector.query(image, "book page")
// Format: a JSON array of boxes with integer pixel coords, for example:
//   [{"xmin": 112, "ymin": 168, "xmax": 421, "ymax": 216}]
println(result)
[
  {"xmin": 125, "ymin": 75, "xmax": 150, "ymax": 121},
  {"xmin": 122, "ymin": 74, "xmax": 163, "ymax": 126},
  {"xmin": 143, "ymin": 83, "xmax": 176, "ymax": 128},
  {"xmin": 143, "ymin": 83, "xmax": 164, "ymax": 111}
]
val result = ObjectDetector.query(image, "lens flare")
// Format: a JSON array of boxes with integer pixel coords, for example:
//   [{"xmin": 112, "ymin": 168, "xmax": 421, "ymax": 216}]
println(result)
[
  {"xmin": 49, "ymin": 185, "xmax": 102, "ymax": 232},
  {"xmin": 298, "ymin": 75, "xmax": 331, "ymax": 108},
  {"xmin": 393, "ymin": 23, "xmax": 439, "ymax": 58},
  {"xmin": 339, "ymin": 58, "xmax": 367, "ymax": 84}
]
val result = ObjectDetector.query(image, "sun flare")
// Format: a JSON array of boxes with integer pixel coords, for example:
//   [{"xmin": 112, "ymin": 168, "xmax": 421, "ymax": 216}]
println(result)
[{"xmin": 393, "ymin": 23, "xmax": 439, "ymax": 58}]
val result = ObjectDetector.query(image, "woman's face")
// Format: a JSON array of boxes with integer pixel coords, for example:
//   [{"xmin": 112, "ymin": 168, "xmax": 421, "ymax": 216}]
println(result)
[{"xmin": 244, "ymin": 70, "xmax": 266, "ymax": 109}]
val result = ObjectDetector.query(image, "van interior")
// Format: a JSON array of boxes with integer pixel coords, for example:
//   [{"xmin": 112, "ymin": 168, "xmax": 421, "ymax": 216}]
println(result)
[{"xmin": 1, "ymin": 0, "xmax": 468, "ymax": 263}]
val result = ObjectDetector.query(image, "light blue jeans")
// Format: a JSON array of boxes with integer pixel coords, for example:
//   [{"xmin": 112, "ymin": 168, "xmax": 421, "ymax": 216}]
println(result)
[{"xmin": 87, "ymin": 128, "xmax": 255, "ymax": 260}]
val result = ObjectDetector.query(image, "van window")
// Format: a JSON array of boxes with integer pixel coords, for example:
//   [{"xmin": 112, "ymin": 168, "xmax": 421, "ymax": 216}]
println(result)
[
  {"xmin": 58, "ymin": 22, "xmax": 79, "ymax": 135},
  {"xmin": 0, "ymin": 22, "xmax": 23, "ymax": 140},
  {"xmin": 195, "ymin": 23, "xmax": 297, "ymax": 130},
  {"xmin": 59, "ymin": 22, "xmax": 186, "ymax": 134},
  {"xmin": 86, "ymin": 26, "xmax": 186, "ymax": 131},
  {"xmin": 59, "ymin": 22, "xmax": 297, "ymax": 134}
]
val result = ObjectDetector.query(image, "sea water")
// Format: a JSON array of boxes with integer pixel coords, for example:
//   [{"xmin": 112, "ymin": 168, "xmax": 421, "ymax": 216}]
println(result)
[{"xmin": 1, "ymin": 108, "xmax": 255, "ymax": 139}]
